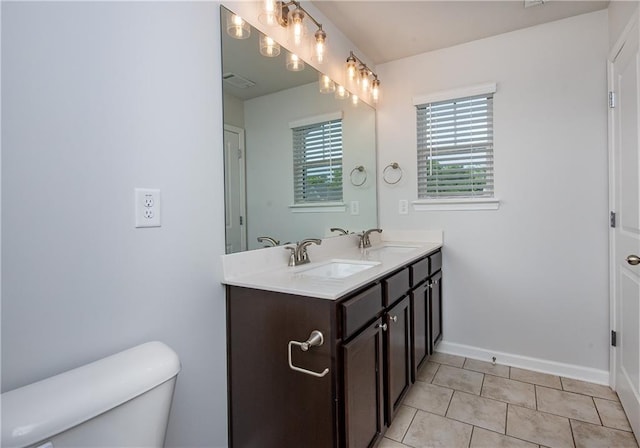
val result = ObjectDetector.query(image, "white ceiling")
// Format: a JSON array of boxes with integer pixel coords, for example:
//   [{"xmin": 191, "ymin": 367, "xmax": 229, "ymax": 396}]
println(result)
[{"xmin": 311, "ymin": 1, "xmax": 609, "ymax": 65}]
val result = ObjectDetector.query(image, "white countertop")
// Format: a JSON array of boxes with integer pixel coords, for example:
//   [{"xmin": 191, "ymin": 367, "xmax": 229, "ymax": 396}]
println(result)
[{"xmin": 221, "ymin": 231, "xmax": 443, "ymax": 300}]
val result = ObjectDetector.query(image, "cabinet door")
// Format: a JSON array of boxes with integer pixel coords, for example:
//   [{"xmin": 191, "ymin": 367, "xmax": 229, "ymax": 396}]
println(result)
[
  {"xmin": 411, "ymin": 282, "xmax": 429, "ymax": 381},
  {"xmin": 429, "ymin": 271, "xmax": 443, "ymax": 349},
  {"xmin": 385, "ymin": 295, "xmax": 412, "ymax": 423},
  {"xmin": 343, "ymin": 319, "xmax": 385, "ymax": 448}
]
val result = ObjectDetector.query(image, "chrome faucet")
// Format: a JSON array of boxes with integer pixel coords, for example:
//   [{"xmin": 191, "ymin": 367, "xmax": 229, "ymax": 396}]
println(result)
[
  {"xmin": 358, "ymin": 228, "xmax": 382, "ymax": 249},
  {"xmin": 330, "ymin": 227, "xmax": 349, "ymax": 235},
  {"xmin": 284, "ymin": 238, "xmax": 322, "ymax": 266},
  {"xmin": 257, "ymin": 236, "xmax": 280, "ymax": 247}
]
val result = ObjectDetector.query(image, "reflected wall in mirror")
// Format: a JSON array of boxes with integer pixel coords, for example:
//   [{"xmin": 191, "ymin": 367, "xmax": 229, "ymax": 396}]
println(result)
[{"xmin": 221, "ymin": 6, "xmax": 378, "ymax": 253}]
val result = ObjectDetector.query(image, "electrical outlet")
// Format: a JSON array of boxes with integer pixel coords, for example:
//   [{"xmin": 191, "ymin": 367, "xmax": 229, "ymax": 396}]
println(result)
[
  {"xmin": 399, "ymin": 199, "xmax": 409, "ymax": 215},
  {"xmin": 135, "ymin": 188, "xmax": 161, "ymax": 228},
  {"xmin": 350, "ymin": 200, "xmax": 360, "ymax": 215}
]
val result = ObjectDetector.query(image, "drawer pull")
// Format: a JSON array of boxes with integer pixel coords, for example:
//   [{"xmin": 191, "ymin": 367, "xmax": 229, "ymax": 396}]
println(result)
[
  {"xmin": 376, "ymin": 323, "xmax": 388, "ymax": 331},
  {"xmin": 288, "ymin": 330, "xmax": 329, "ymax": 378},
  {"xmin": 389, "ymin": 315, "xmax": 398, "ymax": 323}
]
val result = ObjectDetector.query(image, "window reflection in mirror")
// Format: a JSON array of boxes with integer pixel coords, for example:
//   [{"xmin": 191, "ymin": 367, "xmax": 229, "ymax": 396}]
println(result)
[{"xmin": 221, "ymin": 6, "xmax": 378, "ymax": 253}]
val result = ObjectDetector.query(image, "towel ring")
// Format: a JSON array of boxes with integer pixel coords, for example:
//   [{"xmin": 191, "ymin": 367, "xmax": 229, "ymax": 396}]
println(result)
[
  {"xmin": 349, "ymin": 165, "xmax": 367, "ymax": 187},
  {"xmin": 383, "ymin": 162, "xmax": 403, "ymax": 185}
]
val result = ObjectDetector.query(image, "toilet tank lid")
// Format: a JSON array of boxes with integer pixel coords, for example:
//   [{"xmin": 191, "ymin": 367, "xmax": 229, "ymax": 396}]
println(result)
[{"xmin": 1, "ymin": 341, "xmax": 181, "ymax": 448}]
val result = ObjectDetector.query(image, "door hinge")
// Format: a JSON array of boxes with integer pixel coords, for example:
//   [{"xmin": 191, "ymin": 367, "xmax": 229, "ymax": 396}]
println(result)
[
  {"xmin": 239, "ymin": 216, "xmax": 243, "ymax": 226},
  {"xmin": 237, "ymin": 148, "xmax": 243, "ymax": 159},
  {"xmin": 611, "ymin": 330, "xmax": 617, "ymax": 347},
  {"xmin": 609, "ymin": 91, "xmax": 616, "ymax": 109},
  {"xmin": 610, "ymin": 211, "xmax": 616, "ymax": 228}
]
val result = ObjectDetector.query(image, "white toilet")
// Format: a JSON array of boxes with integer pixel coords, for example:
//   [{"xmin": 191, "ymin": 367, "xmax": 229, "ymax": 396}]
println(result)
[{"xmin": 1, "ymin": 341, "xmax": 181, "ymax": 448}]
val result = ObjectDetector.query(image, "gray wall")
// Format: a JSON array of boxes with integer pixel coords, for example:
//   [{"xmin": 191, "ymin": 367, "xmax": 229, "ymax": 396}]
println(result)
[
  {"xmin": 377, "ymin": 10, "xmax": 610, "ymax": 377},
  {"xmin": 1, "ymin": 2, "xmax": 228, "ymax": 446}
]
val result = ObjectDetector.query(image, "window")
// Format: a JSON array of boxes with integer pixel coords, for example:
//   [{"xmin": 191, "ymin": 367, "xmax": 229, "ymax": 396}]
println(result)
[
  {"xmin": 292, "ymin": 118, "xmax": 343, "ymax": 204},
  {"xmin": 416, "ymin": 90, "xmax": 494, "ymax": 199}
]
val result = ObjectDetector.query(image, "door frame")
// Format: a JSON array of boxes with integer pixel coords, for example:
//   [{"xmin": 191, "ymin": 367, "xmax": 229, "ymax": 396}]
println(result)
[
  {"xmin": 224, "ymin": 124, "xmax": 247, "ymax": 252},
  {"xmin": 608, "ymin": 7, "xmax": 640, "ymax": 389}
]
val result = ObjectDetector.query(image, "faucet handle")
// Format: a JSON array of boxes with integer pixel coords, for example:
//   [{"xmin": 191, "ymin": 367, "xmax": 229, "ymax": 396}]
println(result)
[{"xmin": 284, "ymin": 246, "xmax": 296, "ymax": 267}]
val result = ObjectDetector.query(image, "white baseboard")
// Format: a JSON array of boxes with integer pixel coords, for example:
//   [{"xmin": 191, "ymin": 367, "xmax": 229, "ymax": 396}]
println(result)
[{"xmin": 436, "ymin": 340, "xmax": 610, "ymax": 385}]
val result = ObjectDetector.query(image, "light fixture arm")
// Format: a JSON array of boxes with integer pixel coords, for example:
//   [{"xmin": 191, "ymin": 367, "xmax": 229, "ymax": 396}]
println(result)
[{"xmin": 278, "ymin": 1, "xmax": 323, "ymax": 30}]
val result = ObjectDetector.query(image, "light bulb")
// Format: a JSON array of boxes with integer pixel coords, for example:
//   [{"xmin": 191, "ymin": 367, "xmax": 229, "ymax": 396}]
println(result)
[
  {"xmin": 371, "ymin": 78, "xmax": 380, "ymax": 103},
  {"xmin": 314, "ymin": 29, "xmax": 326, "ymax": 64},
  {"xmin": 227, "ymin": 13, "xmax": 250, "ymax": 39},
  {"xmin": 346, "ymin": 55, "xmax": 357, "ymax": 81},
  {"xmin": 288, "ymin": 8, "xmax": 305, "ymax": 48},
  {"xmin": 335, "ymin": 85, "xmax": 350, "ymax": 100},
  {"xmin": 260, "ymin": 35, "xmax": 281, "ymax": 57},
  {"xmin": 319, "ymin": 74, "xmax": 335, "ymax": 94},
  {"xmin": 286, "ymin": 52, "xmax": 305, "ymax": 72},
  {"xmin": 259, "ymin": 0, "xmax": 278, "ymax": 26},
  {"xmin": 360, "ymin": 68, "xmax": 370, "ymax": 92}
]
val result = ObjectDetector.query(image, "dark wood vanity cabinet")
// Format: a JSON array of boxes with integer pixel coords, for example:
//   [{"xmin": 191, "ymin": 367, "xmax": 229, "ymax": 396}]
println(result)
[{"xmin": 226, "ymin": 249, "xmax": 443, "ymax": 448}]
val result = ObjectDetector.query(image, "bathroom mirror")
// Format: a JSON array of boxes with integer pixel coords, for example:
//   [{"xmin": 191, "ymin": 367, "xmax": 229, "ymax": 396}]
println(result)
[{"xmin": 221, "ymin": 6, "xmax": 378, "ymax": 253}]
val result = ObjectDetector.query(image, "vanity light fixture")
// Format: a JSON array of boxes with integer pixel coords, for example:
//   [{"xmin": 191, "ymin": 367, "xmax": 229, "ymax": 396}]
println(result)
[
  {"xmin": 319, "ymin": 73, "xmax": 336, "ymax": 94},
  {"xmin": 261, "ymin": 0, "xmax": 328, "ymax": 64},
  {"xmin": 259, "ymin": 34, "xmax": 281, "ymax": 57},
  {"xmin": 286, "ymin": 52, "xmax": 305, "ymax": 71},
  {"xmin": 227, "ymin": 13, "xmax": 250, "ymax": 39},
  {"xmin": 335, "ymin": 84, "xmax": 350, "ymax": 100},
  {"xmin": 345, "ymin": 51, "xmax": 381, "ymax": 104}
]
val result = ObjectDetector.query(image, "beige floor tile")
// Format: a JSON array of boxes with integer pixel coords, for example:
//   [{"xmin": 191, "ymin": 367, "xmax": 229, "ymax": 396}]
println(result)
[
  {"xmin": 511, "ymin": 368, "xmax": 562, "ymax": 389},
  {"xmin": 430, "ymin": 352, "xmax": 466, "ymax": 368},
  {"xmin": 482, "ymin": 374, "xmax": 536, "ymax": 409},
  {"xmin": 571, "ymin": 419, "xmax": 639, "ymax": 448},
  {"xmin": 402, "ymin": 381, "xmax": 453, "ymax": 415},
  {"xmin": 536, "ymin": 386, "xmax": 600, "ymax": 424},
  {"xmin": 561, "ymin": 377, "xmax": 618, "ymax": 401},
  {"xmin": 506, "ymin": 405, "xmax": 574, "ymax": 448},
  {"xmin": 594, "ymin": 397, "xmax": 633, "ymax": 432},
  {"xmin": 386, "ymin": 405, "xmax": 417, "ymax": 442},
  {"xmin": 403, "ymin": 410, "xmax": 473, "ymax": 448},
  {"xmin": 446, "ymin": 390, "xmax": 507, "ymax": 433},
  {"xmin": 416, "ymin": 361, "xmax": 439, "ymax": 383},
  {"xmin": 470, "ymin": 427, "xmax": 539, "ymax": 448},
  {"xmin": 464, "ymin": 358, "xmax": 510, "ymax": 378},
  {"xmin": 433, "ymin": 364, "xmax": 484, "ymax": 395},
  {"xmin": 378, "ymin": 437, "xmax": 409, "ymax": 448}
]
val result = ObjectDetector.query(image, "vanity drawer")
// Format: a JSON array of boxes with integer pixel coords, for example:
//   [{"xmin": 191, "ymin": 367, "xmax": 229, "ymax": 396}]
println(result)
[
  {"xmin": 430, "ymin": 251, "xmax": 442, "ymax": 275},
  {"xmin": 383, "ymin": 268, "xmax": 410, "ymax": 306},
  {"xmin": 342, "ymin": 283, "xmax": 383, "ymax": 340},
  {"xmin": 410, "ymin": 258, "xmax": 429, "ymax": 287}
]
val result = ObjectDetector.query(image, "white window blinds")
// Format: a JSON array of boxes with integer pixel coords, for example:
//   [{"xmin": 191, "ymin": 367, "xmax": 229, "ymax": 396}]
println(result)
[
  {"xmin": 416, "ymin": 93, "xmax": 494, "ymax": 199},
  {"xmin": 292, "ymin": 118, "xmax": 343, "ymax": 203}
]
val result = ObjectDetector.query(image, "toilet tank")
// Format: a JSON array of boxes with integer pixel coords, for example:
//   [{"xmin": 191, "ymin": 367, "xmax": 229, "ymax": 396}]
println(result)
[{"xmin": 1, "ymin": 341, "xmax": 181, "ymax": 448}]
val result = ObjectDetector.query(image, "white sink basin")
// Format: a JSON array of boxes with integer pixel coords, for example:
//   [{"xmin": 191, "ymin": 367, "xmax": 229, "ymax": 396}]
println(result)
[
  {"xmin": 298, "ymin": 259, "xmax": 381, "ymax": 279},
  {"xmin": 367, "ymin": 244, "xmax": 421, "ymax": 255}
]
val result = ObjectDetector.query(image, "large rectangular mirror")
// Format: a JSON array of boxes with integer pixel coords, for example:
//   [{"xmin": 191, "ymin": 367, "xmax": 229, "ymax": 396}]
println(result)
[{"xmin": 221, "ymin": 6, "xmax": 378, "ymax": 252}]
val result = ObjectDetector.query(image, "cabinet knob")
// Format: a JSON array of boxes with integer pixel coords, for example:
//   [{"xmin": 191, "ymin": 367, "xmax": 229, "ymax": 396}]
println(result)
[
  {"xmin": 376, "ymin": 323, "xmax": 388, "ymax": 331},
  {"xmin": 627, "ymin": 255, "xmax": 640, "ymax": 266},
  {"xmin": 389, "ymin": 315, "xmax": 398, "ymax": 323}
]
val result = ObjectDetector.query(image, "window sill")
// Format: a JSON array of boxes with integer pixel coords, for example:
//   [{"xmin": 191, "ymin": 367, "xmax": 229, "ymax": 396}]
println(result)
[
  {"xmin": 412, "ymin": 198, "xmax": 500, "ymax": 211},
  {"xmin": 289, "ymin": 202, "xmax": 346, "ymax": 213}
]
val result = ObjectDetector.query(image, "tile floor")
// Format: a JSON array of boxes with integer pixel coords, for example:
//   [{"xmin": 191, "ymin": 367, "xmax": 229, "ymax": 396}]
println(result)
[{"xmin": 380, "ymin": 352, "xmax": 638, "ymax": 448}]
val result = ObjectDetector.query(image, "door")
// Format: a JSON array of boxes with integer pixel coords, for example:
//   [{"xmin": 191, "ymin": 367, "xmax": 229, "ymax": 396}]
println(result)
[
  {"xmin": 429, "ymin": 271, "xmax": 443, "ymax": 350},
  {"xmin": 610, "ymin": 12, "xmax": 640, "ymax": 438},
  {"xmin": 343, "ymin": 319, "xmax": 385, "ymax": 448},
  {"xmin": 411, "ymin": 282, "xmax": 429, "ymax": 381},
  {"xmin": 385, "ymin": 295, "xmax": 412, "ymax": 423},
  {"xmin": 223, "ymin": 125, "xmax": 247, "ymax": 253}
]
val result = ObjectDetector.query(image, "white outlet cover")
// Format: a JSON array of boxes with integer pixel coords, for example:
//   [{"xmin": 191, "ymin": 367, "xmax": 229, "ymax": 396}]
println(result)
[
  {"xmin": 350, "ymin": 200, "xmax": 360, "ymax": 215},
  {"xmin": 399, "ymin": 199, "xmax": 409, "ymax": 215},
  {"xmin": 135, "ymin": 188, "xmax": 161, "ymax": 228}
]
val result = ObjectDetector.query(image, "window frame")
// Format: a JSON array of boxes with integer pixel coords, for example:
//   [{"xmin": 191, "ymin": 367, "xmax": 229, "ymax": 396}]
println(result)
[
  {"xmin": 412, "ymin": 83, "xmax": 500, "ymax": 211},
  {"xmin": 289, "ymin": 112, "xmax": 344, "ymax": 207}
]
